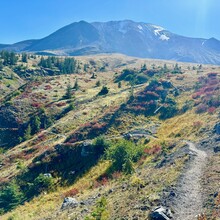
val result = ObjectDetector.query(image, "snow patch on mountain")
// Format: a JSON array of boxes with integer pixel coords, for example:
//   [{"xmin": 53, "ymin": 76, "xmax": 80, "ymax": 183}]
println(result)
[
  {"xmin": 138, "ymin": 25, "xmax": 143, "ymax": 30},
  {"xmin": 160, "ymin": 34, "xmax": 170, "ymax": 41},
  {"xmin": 150, "ymin": 24, "xmax": 169, "ymax": 41},
  {"xmin": 151, "ymin": 25, "xmax": 165, "ymax": 36}
]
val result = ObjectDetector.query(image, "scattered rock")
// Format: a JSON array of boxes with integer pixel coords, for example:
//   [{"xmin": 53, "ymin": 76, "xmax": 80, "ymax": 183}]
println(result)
[
  {"xmin": 140, "ymin": 205, "xmax": 150, "ymax": 211},
  {"xmin": 214, "ymin": 146, "xmax": 220, "ymax": 153},
  {"xmin": 69, "ymin": 170, "xmax": 76, "ymax": 175},
  {"xmin": 200, "ymin": 139, "xmax": 209, "ymax": 145},
  {"xmin": 149, "ymin": 206, "xmax": 173, "ymax": 220},
  {"xmin": 214, "ymin": 192, "xmax": 219, "ymax": 198},
  {"xmin": 81, "ymin": 208, "xmax": 89, "ymax": 214},
  {"xmin": 43, "ymin": 173, "xmax": 52, "ymax": 178},
  {"xmin": 108, "ymin": 188, "xmax": 114, "ymax": 194},
  {"xmin": 61, "ymin": 197, "xmax": 79, "ymax": 210},
  {"xmin": 168, "ymin": 191, "xmax": 176, "ymax": 198},
  {"xmin": 80, "ymin": 196, "xmax": 97, "ymax": 206},
  {"xmin": 122, "ymin": 183, "xmax": 128, "ymax": 191}
]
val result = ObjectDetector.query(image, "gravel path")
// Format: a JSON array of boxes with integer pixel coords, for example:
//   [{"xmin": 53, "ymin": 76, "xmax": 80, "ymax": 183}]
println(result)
[{"xmin": 172, "ymin": 141, "xmax": 208, "ymax": 220}]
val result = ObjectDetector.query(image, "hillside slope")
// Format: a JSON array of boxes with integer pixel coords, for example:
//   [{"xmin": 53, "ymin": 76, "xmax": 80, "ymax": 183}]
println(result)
[{"xmin": 0, "ymin": 54, "xmax": 219, "ymax": 220}]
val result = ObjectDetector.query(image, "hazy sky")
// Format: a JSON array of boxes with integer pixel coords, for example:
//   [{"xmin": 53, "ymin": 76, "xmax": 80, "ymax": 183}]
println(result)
[{"xmin": 0, "ymin": 0, "xmax": 219, "ymax": 44}]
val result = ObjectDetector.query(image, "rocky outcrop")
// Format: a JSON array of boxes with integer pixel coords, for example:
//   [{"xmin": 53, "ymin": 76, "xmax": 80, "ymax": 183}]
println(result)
[
  {"xmin": 149, "ymin": 206, "xmax": 173, "ymax": 220},
  {"xmin": 61, "ymin": 197, "xmax": 79, "ymax": 210}
]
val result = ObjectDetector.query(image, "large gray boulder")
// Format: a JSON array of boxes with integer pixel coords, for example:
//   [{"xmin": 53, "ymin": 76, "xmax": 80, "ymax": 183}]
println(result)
[
  {"xmin": 61, "ymin": 197, "xmax": 79, "ymax": 210},
  {"xmin": 149, "ymin": 206, "xmax": 172, "ymax": 220}
]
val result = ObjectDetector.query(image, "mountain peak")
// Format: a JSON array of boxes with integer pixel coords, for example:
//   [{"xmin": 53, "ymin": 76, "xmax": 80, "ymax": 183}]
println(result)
[{"xmin": 1, "ymin": 20, "xmax": 220, "ymax": 65}]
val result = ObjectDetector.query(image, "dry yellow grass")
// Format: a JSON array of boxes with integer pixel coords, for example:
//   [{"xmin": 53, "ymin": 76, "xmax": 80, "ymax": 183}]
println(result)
[{"xmin": 1, "ymin": 54, "xmax": 219, "ymax": 219}]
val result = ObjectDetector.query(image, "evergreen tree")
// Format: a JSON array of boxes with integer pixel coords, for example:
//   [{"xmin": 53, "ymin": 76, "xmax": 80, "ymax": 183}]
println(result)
[
  {"xmin": 1, "ymin": 51, "xmax": 18, "ymax": 66},
  {"xmin": 141, "ymin": 64, "xmax": 147, "ymax": 72},
  {"xmin": 118, "ymin": 81, "xmax": 122, "ymax": 88},
  {"xmin": 31, "ymin": 116, "xmax": 41, "ymax": 134},
  {"xmin": 46, "ymin": 56, "xmax": 52, "ymax": 68},
  {"xmin": 0, "ymin": 60, "xmax": 3, "ymax": 71},
  {"xmin": 122, "ymin": 158, "xmax": 134, "ymax": 174},
  {"xmin": 83, "ymin": 64, "xmax": 88, "ymax": 72},
  {"xmin": 0, "ymin": 181, "xmax": 24, "ymax": 212},
  {"xmin": 43, "ymin": 116, "xmax": 53, "ymax": 128},
  {"xmin": 163, "ymin": 64, "xmax": 169, "ymax": 73},
  {"xmin": 9, "ymin": 52, "xmax": 18, "ymax": 65},
  {"xmin": 21, "ymin": 53, "xmax": 28, "ymax": 63},
  {"xmin": 68, "ymin": 101, "xmax": 75, "ymax": 111},
  {"xmin": 91, "ymin": 72, "xmax": 96, "ymax": 79},
  {"xmin": 172, "ymin": 63, "xmax": 181, "ymax": 74},
  {"xmin": 23, "ymin": 124, "xmax": 31, "ymax": 140},
  {"xmin": 39, "ymin": 56, "xmax": 46, "ymax": 67},
  {"xmin": 64, "ymin": 84, "xmax": 72, "ymax": 99},
  {"xmin": 95, "ymin": 80, "xmax": 101, "ymax": 87},
  {"xmin": 73, "ymin": 79, "xmax": 79, "ymax": 90}
]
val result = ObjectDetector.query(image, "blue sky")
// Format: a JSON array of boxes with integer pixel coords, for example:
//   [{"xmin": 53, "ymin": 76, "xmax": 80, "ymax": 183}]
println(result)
[{"xmin": 0, "ymin": 0, "xmax": 219, "ymax": 44}]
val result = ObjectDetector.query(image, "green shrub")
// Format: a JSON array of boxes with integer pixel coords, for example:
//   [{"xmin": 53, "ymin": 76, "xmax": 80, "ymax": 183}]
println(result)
[
  {"xmin": 93, "ymin": 136, "xmax": 110, "ymax": 155},
  {"xmin": 0, "ymin": 181, "xmax": 24, "ymax": 212},
  {"xmin": 159, "ymin": 104, "xmax": 178, "ymax": 120},
  {"xmin": 136, "ymin": 73, "xmax": 148, "ymax": 84},
  {"xmin": 85, "ymin": 197, "xmax": 109, "ymax": 220},
  {"xmin": 32, "ymin": 174, "xmax": 55, "ymax": 193},
  {"xmin": 98, "ymin": 86, "xmax": 109, "ymax": 96},
  {"xmin": 106, "ymin": 140, "xmax": 144, "ymax": 173}
]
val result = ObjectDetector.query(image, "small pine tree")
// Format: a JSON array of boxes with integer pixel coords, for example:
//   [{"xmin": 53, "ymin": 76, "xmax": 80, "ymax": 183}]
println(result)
[
  {"xmin": 73, "ymin": 79, "xmax": 79, "ymax": 90},
  {"xmin": 45, "ymin": 116, "xmax": 53, "ymax": 128},
  {"xmin": 118, "ymin": 81, "xmax": 122, "ymax": 88},
  {"xmin": 9, "ymin": 52, "xmax": 18, "ymax": 65},
  {"xmin": 122, "ymin": 158, "xmax": 134, "ymax": 174},
  {"xmin": 163, "ymin": 64, "xmax": 169, "ymax": 73},
  {"xmin": 31, "ymin": 116, "xmax": 41, "ymax": 134},
  {"xmin": 84, "ymin": 64, "xmax": 88, "ymax": 72},
  {"xmin": 21, "ymin": 53, "xmax": 28, "ymax": 63},
  {"xmin": 96, "ymin": 80, "xmax": 101, "ymax": 87},
  {"xmin": 91, "ymin": 72, "xmax": 96, "ymax": 79},
  {"xmin": 0, "ymin": 60, "xmax": 3, "ymax": 71},
  {"xmin": 69, "ymin": 101, "xmax": 75, "ymax": 110},
  {"xmin": 64, "ymin": 84, "xmax": 72, "ymax": 99},
  {"xmin": 141, "ymin": 64, "xmax": 147, "ymax": 72},
  {"xmin": 23, "ymin": 124, "xmax": 31, "ymax": 140},
  {"xmin": 0, "ymin": 181, "xmax": 24, "ymax": 212}
]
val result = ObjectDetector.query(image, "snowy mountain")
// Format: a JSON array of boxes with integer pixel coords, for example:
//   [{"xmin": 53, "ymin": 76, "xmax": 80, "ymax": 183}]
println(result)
[{"xmin": 1, "ymin": 20, "xmax": 220, "ymax": 65}]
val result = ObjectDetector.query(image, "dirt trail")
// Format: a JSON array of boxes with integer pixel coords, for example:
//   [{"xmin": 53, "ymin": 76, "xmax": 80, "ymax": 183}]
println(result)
[{"xmin": 172, "ymin": 141, "xmax": 208, "ymax": 220}]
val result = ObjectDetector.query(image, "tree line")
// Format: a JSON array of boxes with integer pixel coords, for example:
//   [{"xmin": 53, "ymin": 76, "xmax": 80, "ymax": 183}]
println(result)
[{"xmin": 39, "ymin": 56, "xmax": 77, "ymax": 74}]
